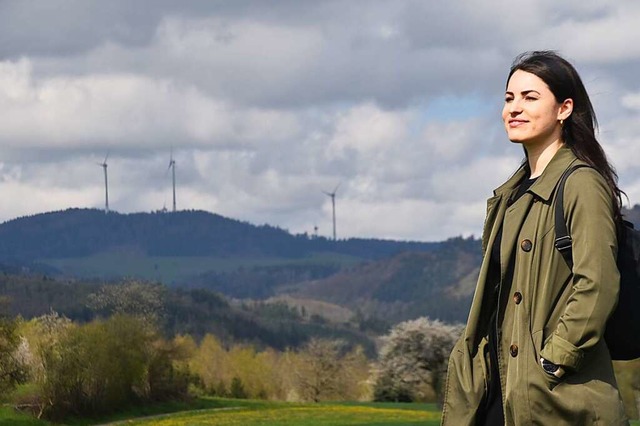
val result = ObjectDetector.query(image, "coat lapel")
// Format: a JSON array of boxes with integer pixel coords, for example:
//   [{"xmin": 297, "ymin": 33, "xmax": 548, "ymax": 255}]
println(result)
[
  {"xmin": 463, "ymin": 146, "xmax": 578, "ymax": 351},
  {"xmin": 464, "ymin": 166, "xmax": 527, "ymax": 351},
  {"xmin": 500, "ymin": 193, "xmax": 534, "ymax": 281},
  {"xmin": 497, "ymin": 145, "xmax": 579, "ymax": 281}
]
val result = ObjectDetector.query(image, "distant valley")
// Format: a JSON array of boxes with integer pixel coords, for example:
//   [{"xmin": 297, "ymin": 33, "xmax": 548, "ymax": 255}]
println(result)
[{"xmin": 1, "ymin": 204, "xmax": 638, "ymax": 337}]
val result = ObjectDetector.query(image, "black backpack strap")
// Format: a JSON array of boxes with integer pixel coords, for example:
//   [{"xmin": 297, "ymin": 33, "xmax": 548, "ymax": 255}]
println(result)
[{"xmin": 554, "ymin": 164, "xmax": 591, "ymax": 269}]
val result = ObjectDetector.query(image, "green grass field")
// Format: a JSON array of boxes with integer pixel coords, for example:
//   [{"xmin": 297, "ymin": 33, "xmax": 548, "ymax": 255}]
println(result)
[
  {"xmin": 0, "ymin": 399, "xmax": 440, "ymax": 426},
  {"xmin": 2, "ymin": 399, "xmax": 639, "ymax": 426},
  {"xmin": 100, "ymin": 400, "xmax": 440, "ymax": 426}
]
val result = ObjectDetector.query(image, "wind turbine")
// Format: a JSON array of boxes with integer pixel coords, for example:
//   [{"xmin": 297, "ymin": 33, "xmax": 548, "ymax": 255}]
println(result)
[
  {"xmin": 97, "ymin": 152, "xmax": 109, "ymax": 214},
  {"xmin": 322, "ymin": 183, "xmax": 340, "ymax": 241},
  {"xmin": 167, "ymin": 150, "xmax": 176, "ymax": 213}
]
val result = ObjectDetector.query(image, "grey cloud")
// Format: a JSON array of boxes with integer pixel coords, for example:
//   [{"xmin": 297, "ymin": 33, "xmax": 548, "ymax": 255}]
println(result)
[
  {"xmin": 24, "ymin": 3, "xmax": 511, "ymax": 109},
  {"xmin": 0, "ymin": 1, "xmax": 159, "ymax": 57},
  {"xmin": 1, "ymin": 1, "xmax": 639, "ymax": 241}
]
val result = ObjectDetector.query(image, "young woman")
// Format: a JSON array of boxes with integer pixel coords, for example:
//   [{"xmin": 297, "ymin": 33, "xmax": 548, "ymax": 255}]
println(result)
[{"xmin": 441, "ymin": 51, "xmax": 628, "ymax": 425}]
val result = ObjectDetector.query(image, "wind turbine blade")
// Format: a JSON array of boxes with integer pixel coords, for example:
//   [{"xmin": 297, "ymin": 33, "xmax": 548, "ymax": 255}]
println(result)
[
  {"xmin": 103, "ymin": 151, "xmax": 110, "ymax": 164},
  {"xmin": 333, "ymin": 182, "xmax": 341, "ymax": 194}
]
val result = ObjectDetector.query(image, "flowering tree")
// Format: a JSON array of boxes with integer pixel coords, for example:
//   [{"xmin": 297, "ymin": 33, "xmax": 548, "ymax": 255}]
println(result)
[{"xmin": 374, "ymin": 317, "xmax": 462, "ymax": 403}]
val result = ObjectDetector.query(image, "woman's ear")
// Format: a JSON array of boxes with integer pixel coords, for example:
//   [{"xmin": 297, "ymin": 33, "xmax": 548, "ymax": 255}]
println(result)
[{"xmin": 558, "ymin": 98, "xmax": 573, "ymax": 121}]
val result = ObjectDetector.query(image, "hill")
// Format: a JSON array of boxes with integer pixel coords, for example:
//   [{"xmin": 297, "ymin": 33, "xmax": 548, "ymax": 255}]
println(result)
[
  {"xmin": 2, "ymin": 205, "xmax": 635, "ymax": 328},
  {"xmin": 0, "ymin": 273, "xmax": 376, "ymax": 354},
  {"xmin": 624, "ymin": 204, "xmax": 640, "ymax": 227},
  {"xmin": 0, "ymin": 208, "xmax": 439, "ymax": 261},
  {"xmin": 0, "ymin": 208, "xmax": 443, "ymax": 285},
  {"xmin": 280, "ymin": 236, "xmax": 481, "ymax": 324}
]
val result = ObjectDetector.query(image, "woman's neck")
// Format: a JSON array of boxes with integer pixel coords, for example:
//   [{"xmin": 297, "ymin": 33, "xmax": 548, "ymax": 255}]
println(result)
[{"xmin": 525, "ymin": 138, "xmax": 564, "ymax": 178}]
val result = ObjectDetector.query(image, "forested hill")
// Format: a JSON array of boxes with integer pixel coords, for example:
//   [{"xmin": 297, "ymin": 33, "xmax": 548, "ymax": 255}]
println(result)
[
  {"xmin": 0, "ymin": 208, "xmax": 439, "ymax": 261},
  {"xmin": 625, "ymin": 204, "xmax": 640, "ymax": 227},
  {"xmin": 283, "ymin": 236, "xmax": 482, "ymax": 324}
]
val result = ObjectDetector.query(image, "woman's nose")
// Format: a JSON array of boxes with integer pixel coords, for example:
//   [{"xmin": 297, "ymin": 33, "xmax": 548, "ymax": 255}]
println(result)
[{"xmin": 509, "ymin": 99, "xmax": 522, "ymax": 114}]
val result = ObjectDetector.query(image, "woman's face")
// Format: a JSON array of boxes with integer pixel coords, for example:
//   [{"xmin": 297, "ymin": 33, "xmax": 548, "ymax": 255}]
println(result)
[{"xmin": 502, "ymin": 70, "xmax": 566, "ymax": 147}]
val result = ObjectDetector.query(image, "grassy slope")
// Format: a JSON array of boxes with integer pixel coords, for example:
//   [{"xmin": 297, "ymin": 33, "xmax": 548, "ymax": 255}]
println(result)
[{"xmin": 43, "ymin": 251, "xmax": 363, "ymax": 284}]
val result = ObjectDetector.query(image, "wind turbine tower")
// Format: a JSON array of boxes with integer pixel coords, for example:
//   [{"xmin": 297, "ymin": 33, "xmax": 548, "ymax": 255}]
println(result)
[
  {"xmin": 168, "ymin": 151, "xmax": 176, "ymax": 213},
  {"xmin": 322, "ymin": 183, "xmax": 340, "ymax": 241},
  {"xmin": 98, "ymin": 153, "xmax": 109, "ymax": 214}
]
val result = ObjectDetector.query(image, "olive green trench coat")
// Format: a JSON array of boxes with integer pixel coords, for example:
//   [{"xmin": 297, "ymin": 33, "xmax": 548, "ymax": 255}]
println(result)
[{"xmin": 441, "ymin": 146, "xmax": 628, "ymax": 425}]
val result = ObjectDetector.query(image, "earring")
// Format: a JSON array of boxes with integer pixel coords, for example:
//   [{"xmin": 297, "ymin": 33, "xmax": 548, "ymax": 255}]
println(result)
[{"xmin": 559, "ymin": 119, "xmax": 564, "ymax": 125}]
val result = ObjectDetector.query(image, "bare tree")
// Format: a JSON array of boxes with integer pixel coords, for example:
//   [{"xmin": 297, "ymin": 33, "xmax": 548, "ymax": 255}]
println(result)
[{"xmin": 291, "ymin": 338, "xmax": 369, "ymax": 402}]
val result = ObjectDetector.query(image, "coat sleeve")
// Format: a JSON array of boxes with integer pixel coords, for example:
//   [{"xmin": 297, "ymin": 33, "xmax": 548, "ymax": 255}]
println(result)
[{"xmin": 539, "ymin": 168, "xmax": 620, "ymax": 370}]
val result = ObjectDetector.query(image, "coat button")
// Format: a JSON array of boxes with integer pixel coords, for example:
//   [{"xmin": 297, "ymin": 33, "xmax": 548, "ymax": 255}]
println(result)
[
  {"xmin": 510, "ymin": 344, "xmax": 519, "ymax": 357},
  {"xmin": 513, "ymin": 292, "xmax": 522, "ymax": 304},
  {"xmin": 520, "ymin": 239, "xmax": 533, "ymax": 252}
]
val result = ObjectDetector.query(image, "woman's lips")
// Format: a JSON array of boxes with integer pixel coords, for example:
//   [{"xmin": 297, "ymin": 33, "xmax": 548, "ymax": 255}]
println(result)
[{"xmin": 508, "ymin": 120, "xmax": 528, "ymax": 128}]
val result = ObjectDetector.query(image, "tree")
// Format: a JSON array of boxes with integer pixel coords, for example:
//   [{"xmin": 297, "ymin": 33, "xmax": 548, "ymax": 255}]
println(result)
[
  {"xmin": 37, "ymin": 314, "xmax": 152, "ymax": 417},
  {"xmin": 145, "ymin": 338, "xmax": 191, "ymax": 401},
  {"xmin": 86, "ymin": 280, "xmax": 166, "ymax": 324},
  {"xmin": 229, "ymin": 376, "xmax": 247, "ymax": 399},
  {"xmin": 32, "ymin": 313, "xmax": 187, "ymax": 419},
  {"xmin": 0, "ymin": 297, "xmax": 27, "ymax": 397},
  {"xmin": 291, "ymin": 338, "xmax": 370, "ymax": 402},
  {"xmin": 374, "ymin": 317, "xmax": 462, "ymax": 403},
  {"xmin": 190, "ymin": 334, "xmax": 228, "ymax": 394},
  {"xmin": 227, "ymin": 344, "xmax": 273, "ymax": 399}
]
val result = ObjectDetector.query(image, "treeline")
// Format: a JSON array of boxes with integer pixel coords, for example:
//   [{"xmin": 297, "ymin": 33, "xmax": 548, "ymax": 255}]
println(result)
[
  {"xmin": 3, "ymin": 306, "xmax": 640, "ymax": 422},
  {"xmin": 0, "ymin": 306, "xmax": 460, "ymax": 421},
  {"xmin": 288, "ymin": 236, "xmax": 482, "ymax": 324},
  {"xmin": 0, "ymin": 208, "xmax": 440, "ymax": 262},
  {"xmin": 2, "ymin": 205, "xmax": 637, "ymax": 265},
  {"xmin": 12, "ymin": 313, "xmax": 187, "ymax": 419},
  {"xmin": 4, "ymin": 313, "xmax": 372, "ymax": 419},
  {"xmin": 180, "ymin": 263, "xmax": 344, "ymax": 299},
  {"xmin": 623, "ymin": 204, "xmax": 640, "ymax": 226},
  {"xmin": 0, "ymin": 237, "xmax": 484, "ymax": 331},
  {"xmin": 0, "ymin": 276, "xmax": 378, "ymax": 354}
]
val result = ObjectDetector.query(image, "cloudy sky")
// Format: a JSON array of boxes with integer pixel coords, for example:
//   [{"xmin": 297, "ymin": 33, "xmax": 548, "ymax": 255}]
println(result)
[{"xmin": 1, "ymin": 0, "xmax": 639, "ymax": 241}]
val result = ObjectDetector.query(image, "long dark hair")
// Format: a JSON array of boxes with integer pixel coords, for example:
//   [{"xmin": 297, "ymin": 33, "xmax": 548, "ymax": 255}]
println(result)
[{"xmin": 507, "ymin": 50, "xmax": 623, "ymax": 221}]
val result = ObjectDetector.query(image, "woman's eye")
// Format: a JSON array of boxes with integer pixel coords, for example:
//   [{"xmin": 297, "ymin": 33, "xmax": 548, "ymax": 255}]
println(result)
[
  {"xmin": 505, "ymin": 97, "xmax": 513, "ymax": 103},
  {"xmin": 525, "ymin": 96, "xmax": 537, "ymax": 101}
]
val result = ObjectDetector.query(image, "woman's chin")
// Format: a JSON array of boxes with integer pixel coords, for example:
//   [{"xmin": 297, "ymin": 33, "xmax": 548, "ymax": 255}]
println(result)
[{"xmin": 508, "ymin": 137, "xmax": 526, "ymax": 144}]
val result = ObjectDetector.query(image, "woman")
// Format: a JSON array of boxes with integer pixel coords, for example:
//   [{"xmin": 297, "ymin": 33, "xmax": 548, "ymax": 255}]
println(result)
[{"xmin": 441, "ymin": 51, "xmax": 628, "ymax": 425}]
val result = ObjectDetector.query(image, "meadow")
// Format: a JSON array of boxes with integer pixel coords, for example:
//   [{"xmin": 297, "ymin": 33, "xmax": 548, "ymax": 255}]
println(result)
[
  {"xmin": 0, "ymin": 399, "xmax": 441, "ymax": 426},
  {"xmin": 2, "ymin": 398, "xmax": 640, "ymax": 425}
]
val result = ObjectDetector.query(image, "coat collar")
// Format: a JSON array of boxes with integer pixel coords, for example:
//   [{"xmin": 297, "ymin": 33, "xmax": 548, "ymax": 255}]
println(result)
[{"xmin": 493, "ymin": 145, "xmax": 581, "ymax": 202}]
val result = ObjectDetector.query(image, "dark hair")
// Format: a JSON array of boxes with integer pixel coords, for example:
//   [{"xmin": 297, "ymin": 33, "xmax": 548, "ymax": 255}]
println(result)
[{"xmin": 507, "ymin": 50, "xmax": 624, "ymax": 221}]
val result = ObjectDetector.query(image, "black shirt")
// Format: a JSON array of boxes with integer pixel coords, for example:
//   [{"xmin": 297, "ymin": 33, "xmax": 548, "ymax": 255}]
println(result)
[{"xmin": 480, "ymin": 175, "xmax": 537, "ymax": 425}]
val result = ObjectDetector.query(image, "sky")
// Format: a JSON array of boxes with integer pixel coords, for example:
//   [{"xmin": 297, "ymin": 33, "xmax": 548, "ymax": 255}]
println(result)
[{"xmin": 1, "ymin": 0, "xmax": 639, "ymax": 242}]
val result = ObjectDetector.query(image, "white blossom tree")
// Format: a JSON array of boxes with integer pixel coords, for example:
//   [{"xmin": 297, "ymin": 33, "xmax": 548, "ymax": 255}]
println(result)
[{"xmin": 374, "ymin": 317, "xmax": 463, "ymax": 403}]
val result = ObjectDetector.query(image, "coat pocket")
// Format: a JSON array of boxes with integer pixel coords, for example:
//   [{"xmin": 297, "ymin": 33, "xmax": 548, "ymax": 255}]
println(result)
[
  {"xmin": 530, "ymin": 330, "xmax": 562, "ymax": 390},
  {"xmin": 442, "ymin": 337, "xmax": 488, "ymax": 425}
]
